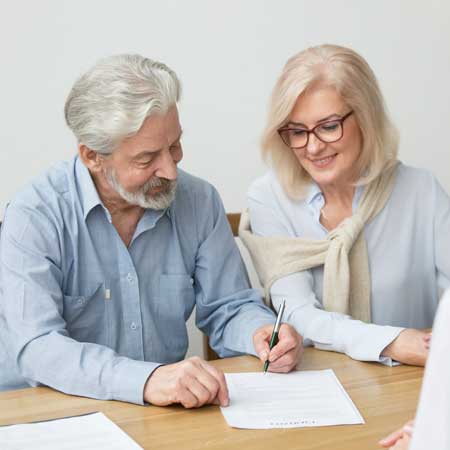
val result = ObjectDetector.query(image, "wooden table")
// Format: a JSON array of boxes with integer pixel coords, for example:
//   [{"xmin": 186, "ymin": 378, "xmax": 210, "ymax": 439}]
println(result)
[{"xmin": 0, "ymin": 348, "xmax": 423, "ymax": 450}]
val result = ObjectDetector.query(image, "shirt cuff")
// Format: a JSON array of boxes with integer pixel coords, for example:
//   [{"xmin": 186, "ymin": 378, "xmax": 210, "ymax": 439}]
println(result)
[
  {"xmin": 313, "ymin": 323, "xmax": 405, "ymax": 364},
  {"xmin": 346, "ymin": 324, "xmax": 405, "ymax": 364},
  {"xmin": 222, "ymin": 311, "xmax": 274, "ymax": 357},
  {"xmin": 244, "ymin": 317, "xmax": 278, "ymax": 357},
  {"xmin": 111, "ymin": 357, "xmax": 161, "ymax": 405}
]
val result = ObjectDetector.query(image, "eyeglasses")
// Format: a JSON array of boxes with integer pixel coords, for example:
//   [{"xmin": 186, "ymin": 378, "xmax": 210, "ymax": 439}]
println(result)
[{"xmin": 277, "ymin": 111, "xmax": 354, "ymax": 149}]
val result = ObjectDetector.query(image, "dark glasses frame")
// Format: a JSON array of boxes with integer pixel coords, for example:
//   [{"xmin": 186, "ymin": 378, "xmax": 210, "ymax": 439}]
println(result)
[{"xmin": 277, "ymin": 110, "xmax": 354, "ymax": 149}]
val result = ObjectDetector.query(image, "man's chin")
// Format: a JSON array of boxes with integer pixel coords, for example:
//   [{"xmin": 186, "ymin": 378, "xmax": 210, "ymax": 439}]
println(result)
[{"xmin": 138, "ymin": 188, "xmax": 176, "ymax": 210}]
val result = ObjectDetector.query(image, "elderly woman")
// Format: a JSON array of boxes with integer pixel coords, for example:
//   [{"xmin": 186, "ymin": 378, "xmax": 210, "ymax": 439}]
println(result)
[{"xmin": 240, "ymin": 44, "xmax": 450, "ymax": 366}]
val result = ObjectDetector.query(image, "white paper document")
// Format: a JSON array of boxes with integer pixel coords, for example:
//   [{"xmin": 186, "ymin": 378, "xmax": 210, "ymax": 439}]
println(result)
[
  {"xmin": 221, "ymin": 369, "xmax": 364, "ymax": 429},
  {"xmin": 0, "ymin": 412, "xmax": 143, "ymax": 450}
]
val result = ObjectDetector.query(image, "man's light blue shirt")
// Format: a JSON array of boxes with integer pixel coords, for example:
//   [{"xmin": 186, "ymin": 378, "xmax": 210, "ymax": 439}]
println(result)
[{"xmin": 0, "ymin": 157, "xmax": 275, "ymax": 403}]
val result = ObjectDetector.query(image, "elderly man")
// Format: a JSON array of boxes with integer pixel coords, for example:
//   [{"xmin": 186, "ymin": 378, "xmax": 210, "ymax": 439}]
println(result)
[{"xmin": 0, "ymin": 54, "xmax": 302, "ymax": 407}]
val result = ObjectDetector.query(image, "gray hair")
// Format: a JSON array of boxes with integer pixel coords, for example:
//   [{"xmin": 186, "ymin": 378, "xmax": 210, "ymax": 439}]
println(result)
[{"xmin": 64, "ymin": 54, "xmax": 181, "ymax": 154}]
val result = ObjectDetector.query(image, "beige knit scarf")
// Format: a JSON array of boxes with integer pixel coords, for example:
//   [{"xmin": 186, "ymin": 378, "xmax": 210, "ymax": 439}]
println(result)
[{"xmin": 239, "ymin": 163, "xmax": 399, "ymax": 322}]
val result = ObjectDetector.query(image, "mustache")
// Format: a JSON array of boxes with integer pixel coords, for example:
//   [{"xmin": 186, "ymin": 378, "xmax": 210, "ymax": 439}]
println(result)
[{"xmin": 141, "ymin": 177, "xmax": 176, "ymax": 194}]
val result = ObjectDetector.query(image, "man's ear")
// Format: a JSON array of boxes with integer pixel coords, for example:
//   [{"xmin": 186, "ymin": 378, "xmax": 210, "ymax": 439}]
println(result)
[{"xmin": 78, "ymin": 144, "xmax": 104, "ymax": 173}]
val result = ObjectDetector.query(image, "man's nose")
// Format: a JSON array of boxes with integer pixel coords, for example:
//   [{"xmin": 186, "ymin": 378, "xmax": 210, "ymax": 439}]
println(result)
[{"xmin": 155, "ymin": 148, "xmax": 178, "ymax": 180}]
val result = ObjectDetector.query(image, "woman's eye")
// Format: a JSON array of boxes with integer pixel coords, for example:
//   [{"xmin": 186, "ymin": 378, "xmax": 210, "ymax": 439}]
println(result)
[
  {"xmin": 291, "ymin": 129, "xmax": 307, "ymax": 137},
  {"xmin": 319, "ymin": 122, "xmax": 339, "ymax": 132}
]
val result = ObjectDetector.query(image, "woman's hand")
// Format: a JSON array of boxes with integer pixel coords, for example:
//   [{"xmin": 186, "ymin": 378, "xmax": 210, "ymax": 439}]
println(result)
[
  {"xmin": 381, "ymin": 329, "xmax": 429, "ymax": 366},
  {"xmin": 379, "ymin": 420, "xmax": 414, "ymax": 449}
]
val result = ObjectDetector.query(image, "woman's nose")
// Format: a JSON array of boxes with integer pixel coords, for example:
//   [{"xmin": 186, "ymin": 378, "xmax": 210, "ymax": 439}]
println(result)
[{"xmin": 305, "ymin": 132, "xmax": 325, "ymax": 155}]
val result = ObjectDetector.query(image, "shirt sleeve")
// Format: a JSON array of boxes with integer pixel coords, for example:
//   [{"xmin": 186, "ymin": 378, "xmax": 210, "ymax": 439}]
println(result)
[
  {"xmin": 248, "ymin": 189, "xmax": 404, "ymax": 364},
  {"xmin": 432, "ymin": 175, "xmax": 450, "ymax": 290},
  {"xmin": 194, "ymin": 186, "xmax": 275, "ymax": 358},
  {"xmin": 0, "ymin": 205, "xmax": 157, "ymax": 404}
]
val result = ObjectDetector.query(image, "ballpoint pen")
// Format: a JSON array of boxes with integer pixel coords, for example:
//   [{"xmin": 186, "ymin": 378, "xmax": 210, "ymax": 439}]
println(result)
[{"xmin": 263, "ymin": 299, "xmax": 286, "ymax": 374}]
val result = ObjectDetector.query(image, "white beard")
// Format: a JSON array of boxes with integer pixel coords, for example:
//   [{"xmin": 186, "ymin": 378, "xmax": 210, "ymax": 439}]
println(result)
[{"xmin": 104, "ymin": 168, "xmax": 177, "ymax": 210}]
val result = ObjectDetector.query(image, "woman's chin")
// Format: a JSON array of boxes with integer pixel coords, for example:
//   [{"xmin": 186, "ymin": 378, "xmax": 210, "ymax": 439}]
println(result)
[{"xmin": 307, "ymin": 167, "xmax": 341, "ymax": 188}]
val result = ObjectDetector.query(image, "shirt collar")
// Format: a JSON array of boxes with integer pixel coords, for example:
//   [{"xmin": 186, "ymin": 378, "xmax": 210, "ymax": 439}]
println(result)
[
  {"xmin": 129, "ymin": 198, "xmax": 173, "ymax": 242},
  {"xmin": 306, "ymin": 181, "xmax": 323, "ymax": 206},
  {"xmin": 137, "ymin": 207, "xmax": 170, "ymax": 232},
  {"xmin": 75, "ymin": 156, "xmax": 104, "ymax": 221},
  {"xmin": 305, "ymin": 179, "xmax": 365, "ymax": 212}
]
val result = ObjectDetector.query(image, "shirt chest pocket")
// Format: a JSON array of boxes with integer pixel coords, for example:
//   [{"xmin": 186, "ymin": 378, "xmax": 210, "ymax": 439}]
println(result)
[
  {"xmin": 63, "ymin": 283, "xmax": 106, "ymax": 338},
  {"xmin": 158, "ymin": 274, "xmax": 195, "ymax": 323}
]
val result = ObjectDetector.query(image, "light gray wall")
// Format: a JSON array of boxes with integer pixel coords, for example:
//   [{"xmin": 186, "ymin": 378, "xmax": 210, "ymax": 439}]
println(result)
[{"xmin": 1, "ymin": 0, "xmax": 449, "ymax": 357}]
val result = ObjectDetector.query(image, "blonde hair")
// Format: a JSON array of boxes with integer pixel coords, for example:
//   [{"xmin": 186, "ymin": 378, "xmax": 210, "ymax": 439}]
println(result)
[{"xmin": 261, "ymin": 44, "xmax": 399, "ymax": 199}]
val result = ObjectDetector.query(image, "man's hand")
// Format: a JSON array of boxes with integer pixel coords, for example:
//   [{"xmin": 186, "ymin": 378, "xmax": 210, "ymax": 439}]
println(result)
[
  {"xmin": 253, "ymin": 323, "xmax": 303, "ymax": 372},
  {"xmin": 144, "ymin": 357, "xmax": 229, "ymax": 408},
  {"xmin": 381, "ymin": 328, "xmax": 429, "ymax": 366},
  {"xmin": 379, "ymin": 420, "xmax": 414, "ymax": 449}
]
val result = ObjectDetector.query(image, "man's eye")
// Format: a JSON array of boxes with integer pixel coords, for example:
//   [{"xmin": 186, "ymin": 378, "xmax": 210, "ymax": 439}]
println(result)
[{"xmin": 138, "ymin": 159, "xmax": 153, "ymax": 166}]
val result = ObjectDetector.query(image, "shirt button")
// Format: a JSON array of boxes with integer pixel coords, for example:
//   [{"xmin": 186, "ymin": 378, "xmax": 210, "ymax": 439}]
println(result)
[
  {"xmin": 130, "ymin": 322, "xmax": 137, "ymax": 330},
  {"xmin": 127, "ymin": 273, "xmax": 134, "ymax": 283},
  {"xmin": 190, "ymin": 278, "xmax": 194, "ymax": 285},
  {"xmin": 77, "ymin": 297, "xmax": 85, "ymax": 305}
]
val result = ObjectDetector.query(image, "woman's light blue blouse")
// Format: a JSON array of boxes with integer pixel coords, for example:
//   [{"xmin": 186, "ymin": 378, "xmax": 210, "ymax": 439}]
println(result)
[{"xmin": 248, "ymin": 163, "xmax": 450, "ymax": 364}]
